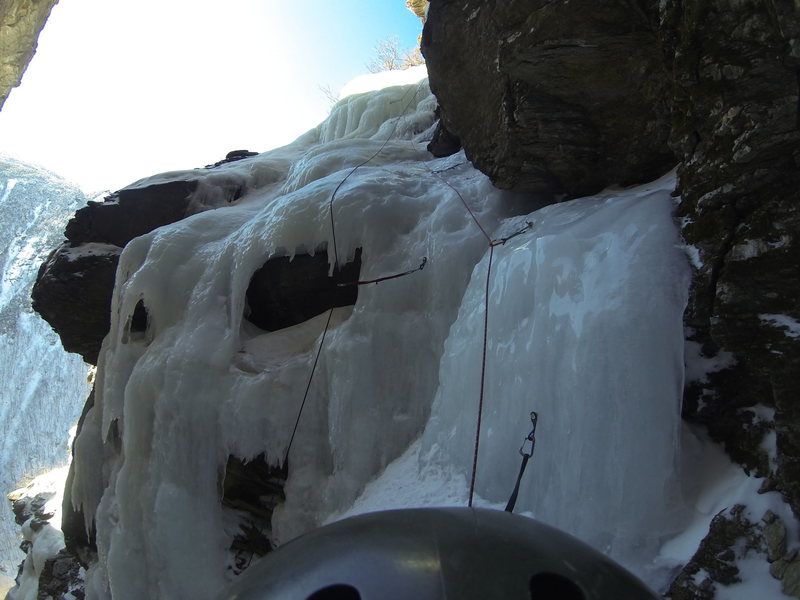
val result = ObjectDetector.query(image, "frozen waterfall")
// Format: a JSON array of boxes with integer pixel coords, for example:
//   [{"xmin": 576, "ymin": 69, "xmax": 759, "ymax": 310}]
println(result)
[{"xmin": 59, "ymin": 67, "xmax": 772, "ymax": 599}]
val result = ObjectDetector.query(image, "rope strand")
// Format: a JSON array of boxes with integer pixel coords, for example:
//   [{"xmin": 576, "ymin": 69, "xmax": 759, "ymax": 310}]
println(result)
[
  {"xmin": 328, "ymin": 80, "xmax": 427, "ymax": 267},
  {"xmin": 426, "ymin": 170, "xmax": 534, "ymax": 508},
  {"xmin": 430, "ymin": 170, "xmax": 492, "ymax": 243},
  {"xmin": 468, "ymin": 244, "xmax": 494, "ymax": 506},
  {"xmin": 284, "ymin": 80, "xmax": 427, "ymax": 466},
  {"xmin": 284, "ymin": 307, "xmax": 334, "ymax": 467}
]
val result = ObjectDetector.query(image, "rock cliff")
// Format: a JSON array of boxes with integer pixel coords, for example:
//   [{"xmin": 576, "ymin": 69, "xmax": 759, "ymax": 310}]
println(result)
[
  {"xmin": 662, "ymin": 0, "xmax": 800, "ymax": 517},
  {"xmin": 0, "ymin": 0, "xmax": 58, "ymax": 110},
  {"xmin": 422, "ymin": 0, "xmax": 675, "ymax": 197}
]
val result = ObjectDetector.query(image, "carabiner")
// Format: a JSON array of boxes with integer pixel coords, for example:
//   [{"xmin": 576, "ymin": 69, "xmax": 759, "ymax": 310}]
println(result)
[{"xmin": 519, "ymin": 411, "xmax": 538, "ymax": 458}]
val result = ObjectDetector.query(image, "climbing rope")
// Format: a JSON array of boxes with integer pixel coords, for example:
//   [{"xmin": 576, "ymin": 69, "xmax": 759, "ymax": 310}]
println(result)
[
  {"xmin": 428, "ymin": 167, "xmax": 534, "ymax": 508},
  {"xmin": 283, "ymin": 307, "xmax": 334, "ymax": 467},
  {"xmin": 468, "ymin": 243, "xmax": 494, "ymax": 507},
  {"xmin": 283, "ymin": 80, "xmax": 428, "ymax": 467},
  {"xmin": 430, "ymin": 170, "xmax": 493, "ymax": 243}
]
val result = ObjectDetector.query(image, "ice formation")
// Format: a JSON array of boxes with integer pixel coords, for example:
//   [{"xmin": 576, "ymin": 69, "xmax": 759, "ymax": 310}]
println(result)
[
  {"xmin": 60, "ymin": 67, "xmax": 793, "ymax": 598},
  {"xmin": 419, "ymin": 173, "xmax": 692, "ymax": 564},
  {"xmin": 0, "ymin": 158, "xmax": 90, "ymax": 583}
]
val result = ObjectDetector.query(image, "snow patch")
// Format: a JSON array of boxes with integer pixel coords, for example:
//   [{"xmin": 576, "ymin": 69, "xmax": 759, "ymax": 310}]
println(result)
[
  {"xmin": 0, "ymin": 178, "xmax": 17, "ymax": 204},
  {"xmin": 727, "ymin": 234, "xmax": 790, "ymax": 262},
  {"xmin": 6, "ymin": 466, "xmax": 72, "ymax": 600},
  {"xmin": 684, "ymin": 339, "xmax": 736, "ymax": 384},
  {"xmin": 338, "ymin": 64, "xmax": 428, "ymax": 100},
  {"xmin": 759, "ymin": 314, "xmax": 800, "ymax": 339},
  {"xmin": 658, "ymin": 427, "xmax": 799, "ymax": 595},
  {"xmin": 715, "ymin": 552, "xmax": 786, "ymax": 599},
  {"xmin": 61, "ymin": 243, "xmax": 122, "ymax": 261},
  {"xmin": 682, "ymin": 244, "xmax": 703, "ymax": 269}
]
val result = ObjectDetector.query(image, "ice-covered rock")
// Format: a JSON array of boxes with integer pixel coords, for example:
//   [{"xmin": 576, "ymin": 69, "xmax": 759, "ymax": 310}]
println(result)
[{"xmin": 31, "ymin": 170, "xmax": 250, "ymax": 365}]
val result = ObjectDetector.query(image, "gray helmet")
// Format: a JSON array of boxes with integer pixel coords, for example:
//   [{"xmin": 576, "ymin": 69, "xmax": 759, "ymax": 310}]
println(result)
[{"xmin": 219, "ymin": 507, "xmax": 658, "ymax": 600}]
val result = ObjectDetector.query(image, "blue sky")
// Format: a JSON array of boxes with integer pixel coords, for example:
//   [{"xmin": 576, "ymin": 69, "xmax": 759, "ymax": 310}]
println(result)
[{"xmin": 0, "ymin": 1, "xmax": 423, "ymax": 192}]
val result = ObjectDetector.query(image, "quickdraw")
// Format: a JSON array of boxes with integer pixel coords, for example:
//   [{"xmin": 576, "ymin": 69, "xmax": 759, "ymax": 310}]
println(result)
[
  {"xmin": 337, "ymin": 257, "xmax": 427, "ymax": 287},
  {"xmin": 505, "ymin": 411, "xmax": 538, "ymax": 513},
  {"xmin": 490, "ymin": 221, "xmax": 534, "ymax": 247}
]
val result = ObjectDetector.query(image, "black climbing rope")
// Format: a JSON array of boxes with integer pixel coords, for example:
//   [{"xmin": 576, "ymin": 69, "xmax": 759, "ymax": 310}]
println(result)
[
  {"xmin": 283, "ymin": 307, "xmax": 335, "ymax": 467},
  {"xmin": 283, "ymin": 80, "xmax": 429, "ymax": 468}
]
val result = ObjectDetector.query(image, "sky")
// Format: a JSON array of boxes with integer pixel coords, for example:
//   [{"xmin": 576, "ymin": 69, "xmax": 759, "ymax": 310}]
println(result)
[{"xmin": 0, "ymin": 0, "xmax": 423, "ymax": 193}]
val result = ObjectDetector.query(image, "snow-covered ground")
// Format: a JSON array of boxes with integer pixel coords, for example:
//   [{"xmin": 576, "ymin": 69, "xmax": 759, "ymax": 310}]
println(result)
[
  {"xmin": 35, "ymin": 67, "xmax": 796, "ymax": 599},
  {"xmin": 4, "ymin": 465, "xmax": 74, "ymax": 600}
]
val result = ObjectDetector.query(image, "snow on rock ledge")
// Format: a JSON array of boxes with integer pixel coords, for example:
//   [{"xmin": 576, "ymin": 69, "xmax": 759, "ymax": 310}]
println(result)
[{"xmin": 5, "ymin": 466, "xmax": 84, "ymax": 600}]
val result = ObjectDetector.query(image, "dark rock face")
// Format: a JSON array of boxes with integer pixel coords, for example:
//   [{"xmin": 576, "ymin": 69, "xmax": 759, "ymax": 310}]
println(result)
[
  {"xmin": 422, "ymin": 0, "xmax": 675, "ymax": 197},
  {"xmin": 31, "ymin": 162, "xmax": 265, "ymax": 366},
  {"xmin": 661, "ymin": 0, "xmax": 800, "ymax": 516},
  {"xmin": 245, "ymin": 249, "xmax": 362, "ymax": 331},
  {"xmin": 31, "ymin": 243, "xmax": 121, "ymax": 364},
  {"xmin": 206, "ymin": 149, "xmax": 260, "ymax": 168},
  {"xmin": 0, "ymin": 0, "xmax": 58, "ymax": 111},
  {"xmin": 9, "ymin": 491, "xmax": 53, "ymax": 527},
  {"xmin": 222, "ymin": 455, "xmax": 287, "ymax": 573},
  {"xmin": 427, "ymin": 116, "xmax": 461, "ymax": 158},
  {"xmin": 37, "ymin": 549, "xmax": 85, "ymax": 600},
  {"xmin": 65, "ymin": 180, "xmax": 199, "ymax": 247}
]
